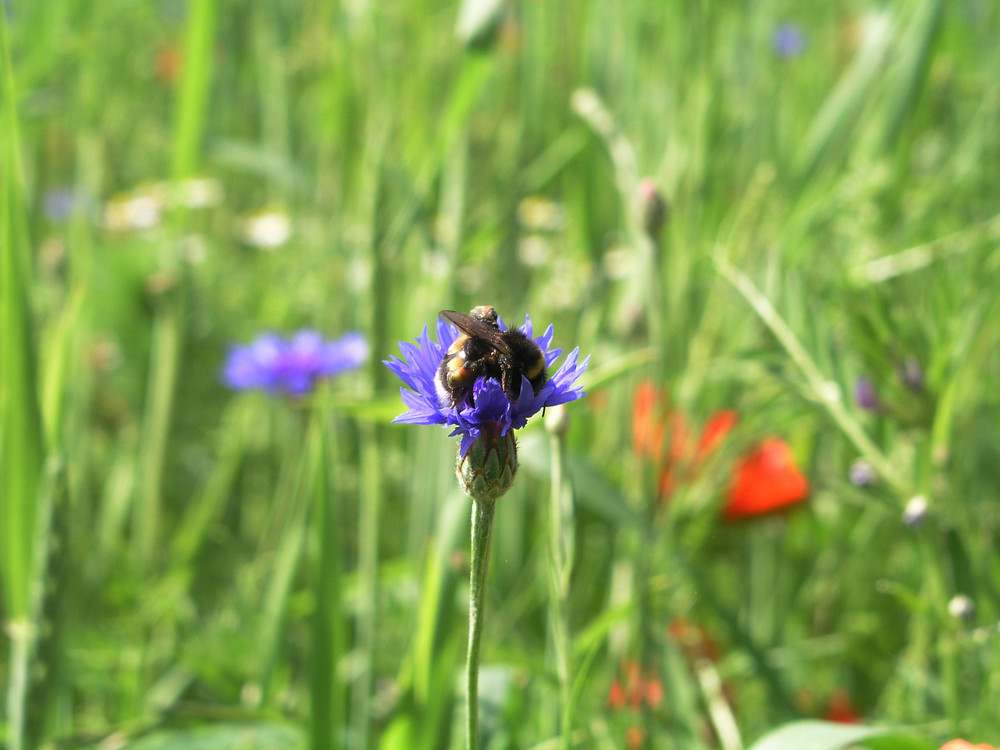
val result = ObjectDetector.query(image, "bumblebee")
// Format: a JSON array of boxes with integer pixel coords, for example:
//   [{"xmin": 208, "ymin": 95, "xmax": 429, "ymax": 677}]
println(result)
[{"xmin": 436, "ymin": 305, "xmax": 548, "ymax": 408}]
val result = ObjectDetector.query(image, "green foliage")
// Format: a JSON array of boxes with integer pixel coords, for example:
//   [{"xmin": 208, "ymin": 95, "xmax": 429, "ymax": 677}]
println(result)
[
  {"xmin": 748, "ymin": 721, "xmax": 935, "ymax": 750},
  {"xmin": 2, "ymin": 0, "xmax": 999, "ymax": 748}
]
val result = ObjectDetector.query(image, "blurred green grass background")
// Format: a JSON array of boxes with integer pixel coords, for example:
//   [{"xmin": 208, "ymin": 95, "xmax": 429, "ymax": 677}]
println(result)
[{"xmin": 2, "ymin": 0, "xmax": 1000, "ymax": 748}]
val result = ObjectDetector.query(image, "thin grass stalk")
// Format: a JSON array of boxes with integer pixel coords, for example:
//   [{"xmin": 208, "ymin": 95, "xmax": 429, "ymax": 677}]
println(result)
[
  {"xmin": 170, "ymin": 0, "xmax": 218, "ymax": 183},
  {"xmin": 715, "ymin": 256, "xmax": 911, "ymax": 496},
  {"xmin": 466, "ymin": 498, "xmax": 496, "ymax": 750},
  {"xmin": 134, "ymin": 0, "xmax": 218, "ymax": 568},
  {"xmin": 133, "ymin": 287, "xmax": 183, "ymax": 567},
  {"xmin": 310, "ymin": 404, "xmax": 344, "ymax": 750},
  {"xmin": 546, "ymin": 412, "xmax": 575, "ymax": 748},
  {"xmin": 352, "ymin": 423, "xmax": 381, "ymax": 750},
  {"xmin": 256, "ymin": 411, "xmax": 312, "ymax": 701},
  {"xmin": 1, "ymin": 11, "xmax": 46, "ymax": 749},
  {"xmin": 571, "ymin": 88, "xmax": 664, "ymax": 356}
]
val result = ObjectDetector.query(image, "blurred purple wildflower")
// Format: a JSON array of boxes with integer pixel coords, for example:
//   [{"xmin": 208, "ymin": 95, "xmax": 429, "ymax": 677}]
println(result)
[
  {"xmin": 44, "ymin": 188, "xmax": 76, "ymax": 223},
  {"xmin": 901, "ymin": 356, "xmax": 924, "ymax": 392},
  {"xmin": 854, "ymin": 376, "xmax": 880, "ymax": 412},
  {"xmin": 772, "ymin": 23, "xmax": 806, "ymax": 59},
  {"xmin": 223, "ymin": 330, "xmax": 367, "ymax": 396},
  {"xmin": 384, "ymin": 314, "xmax": 588, "ymax": 455},
  {"xmin": 849, "ymin": 458, "xmax": 876, "ymax": 487}
]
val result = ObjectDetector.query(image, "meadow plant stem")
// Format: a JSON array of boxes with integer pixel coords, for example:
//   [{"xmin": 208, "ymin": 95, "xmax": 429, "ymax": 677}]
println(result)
[
  {"xmin": 353, "ymin": 424, "xmax": 381, "ymax": 750},
  {"xmin": 1, "ymin": 15, "xmax": 46, "ymax": 746},
  {"xmin": 310, "ymin": 405, "xmax": 344, "ymax": 750},
  {"xmin": 715, "ymin": 257, "xmax": 911, "ymax": 496},
  {"xmin": 546, "ymin": 419, "xmax": 575, "ymax": 748},
  {"xmin": 467, "ymin": 498, "xmax": 496, "ymax": 750}
]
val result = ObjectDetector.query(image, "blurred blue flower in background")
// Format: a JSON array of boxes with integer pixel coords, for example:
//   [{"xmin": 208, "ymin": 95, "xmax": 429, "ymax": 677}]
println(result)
[
  {"xmin": 44, "ymin": 188, "xmax": 77, "ymax": 223},
  {"xmin": 224, "ymin": 330, "xmax": 367, "ymax": 396},
  {"xmin": 849, "ymin": 458, "xmax": 876, "ymax": 487},
  {"xmin": 385, "ymin": 314, "xmax": 588, "ymax": 455},
  {"xmin": 772, "ymin": 23, "xmax": 806, "ymax": 58},
  {"xmin": 854, "ymin": 376, "xmax": 880, "ymax": 412}
]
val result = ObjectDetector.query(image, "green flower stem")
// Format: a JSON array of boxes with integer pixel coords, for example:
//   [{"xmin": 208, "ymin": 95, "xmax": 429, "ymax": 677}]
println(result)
[
  {"xmin": 310, "ymin": 405, "xmax": 344, "ymax": 750},
  {"xmin": 546, "ymin": 417, "xmax": 575, "ymax": 748},
  {"xmin": 466, "ymin": 497, "xmax": 496, "ymax": 750}
]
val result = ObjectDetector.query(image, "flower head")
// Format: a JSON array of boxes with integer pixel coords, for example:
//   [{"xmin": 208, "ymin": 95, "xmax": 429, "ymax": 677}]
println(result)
[
  {"xmin": 823, "ymin": 688, "xmax": 861, "ymax": 724},
  {"xmin": 849, "ymin": 457, "xmax": 876, "ymax": 487},
  {"xmin": 722, "ymin": 438, "xmax": 809, "ymax": 520},
  {"xmin": 939, "ymin": 742, "xmax": 998, "ymax": 750},
  {"xmin": 384, "ymin": 311, "xmax": 587, "ymax": 456},
  {"xmin": 632, "ymin": 382, "xmax": 738, "ymax": 499},
  {"xmin": 902, "ymin": 495, "xmax": 929, "ymax": 527},
  {"xmin": 224, "ymin": 330, "xmax": 367, "ymax": 396},
  {"xmin": 44, "ymin": 188, "xmax": 77, "ymax": 223},
  {"xmin": 854, "ymin": 376, "xmax": 880, "ymax": 412},
  {"xmin": 772, "ymin": 23, "xmax": 806, "ymax": 58}
]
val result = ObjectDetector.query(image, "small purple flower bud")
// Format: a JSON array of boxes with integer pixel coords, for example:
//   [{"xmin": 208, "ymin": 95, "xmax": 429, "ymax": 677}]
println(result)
[
  {"xmin": 772, "ymin": 23, "xmax": 806, "ymax": 59},
  {"xmin": 854, "ymin": 376, "xmax": 880, "ymax": 412},
  {"xmin": 849, "ymin": 458, "xmax": 876, "ymax": 487},
  {"xmin": 902, "ymin": 495, "xmax": 928, "ymax": 527},
  {"xmin": 637, "ymin": 179, "xmax": 668, "ymax": 239},
  {"xmin": 902, "ymin": 357, "xmax": 924, "ymax": 393}
]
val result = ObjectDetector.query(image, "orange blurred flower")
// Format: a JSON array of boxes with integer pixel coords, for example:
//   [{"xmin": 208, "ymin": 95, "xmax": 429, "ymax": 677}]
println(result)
[
  {"xmin": 607, "ymin": 660, "xmax": 663, "ymax": 712},
  {"xmin": 668, "ymin": 619, "xmax": 720, "ymax": 663},
  {"xmin": 155, "ymin": 43, "xmax": 182, "ymax": 87},
  {"xmin": 939, "ymin": 742, "xmax": 998, "ymax": 750},
  {"xmin": 625, "ymin": 725, "xmax": 645, "ymax": 750},
  {"xmin": 632, "ymin": 382, "xmax": 738, "ymax": 498},
  {"xmin": 822, "ymin": 688, "xmax": 861, "ymax": 724},
  {"xmin": 722, "ymin": 438, "xmax": 809, "ymax": 520}
]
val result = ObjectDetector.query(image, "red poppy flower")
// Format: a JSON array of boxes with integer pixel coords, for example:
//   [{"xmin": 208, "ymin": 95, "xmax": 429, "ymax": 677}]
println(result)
[
  {"xmin": 632, "ymin": 382, "xmax": 663, "ymax": 457},
  {"xmin": 722, "ymin": 438, "xmax": 809, "ymax": 520},
  {"xmin": 607, "ymin": 659, "xmax": 663, "ymax": 713},
  {"xmin": 607, "ymin": 678, "xmax": 628, "ymax": 710},
  {"xmin": 822, "ymin": 688, "xmax": 861, "ymax": 724},
  {"xmin": 632, "ymin": 381, "xmax": 738, "ymax": 499},
  {"xmin": 939, "ymin": 742, "xmax": 998, "ymax": 750}
]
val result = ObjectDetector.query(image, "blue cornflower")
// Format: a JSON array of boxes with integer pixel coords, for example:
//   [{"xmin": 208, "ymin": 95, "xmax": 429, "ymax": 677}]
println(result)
[
  {"xmin": 44, "ymin": 188, "xmax": 76, "ymax": 222},
  {"xmin": 772, "ymin": 23, "xmax": 806, "ymax": 59},
  {"xmin": 384, "ymin": 313, "xmax": 588, "ymax": 456},
  {"xmin": 223, "ymin": 330, "xmax": 367, "ymax": 396}
]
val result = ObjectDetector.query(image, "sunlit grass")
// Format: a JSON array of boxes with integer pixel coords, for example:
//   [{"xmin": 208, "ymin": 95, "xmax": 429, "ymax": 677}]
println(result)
[{"xmin": 2, "ymin": 0, "xmax": 1000, "ymax": 748}]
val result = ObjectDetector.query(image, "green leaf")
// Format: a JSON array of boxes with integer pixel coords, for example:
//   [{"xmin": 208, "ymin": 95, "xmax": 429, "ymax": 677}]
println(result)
[
  {"xmin": 747, "ymin": 721, "xmax": 936, "ymax": 750},
  {"xmin": 113, "ymin": 723, "xmax": 305, "ymax": 750}
]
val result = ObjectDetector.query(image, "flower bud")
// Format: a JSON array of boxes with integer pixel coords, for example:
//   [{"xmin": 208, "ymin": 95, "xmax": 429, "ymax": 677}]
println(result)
[
  {"xmin": 901, "ymin": 357, "xmax": 924, "ymax": 393},
  {"xmin": 947, "ymin": 594, "xmax": 975, "ymax": 620},
  {"xmin": 902, "ymin": 495, "xmax": 928, "ymax": 527},
  {"xmin": 637, "ymin": 179, "xmax": 668, "ymax": 239},
  {"xmin": 456, "ymin": 424, "xmax": 518, "ymax": 504},
  {"xmin": 854, "ymin": 376, "xmax": 880, "ymax": 412},
  {"xmin": 849, "ymin": 458, "xmax": 876, "ymax": 487}
]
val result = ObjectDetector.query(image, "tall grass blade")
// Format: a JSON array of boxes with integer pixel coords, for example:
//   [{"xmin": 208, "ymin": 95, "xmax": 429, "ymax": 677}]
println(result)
[{"xmin": 0, "ymin": 12, "xmax": 46, "ymax": 750}]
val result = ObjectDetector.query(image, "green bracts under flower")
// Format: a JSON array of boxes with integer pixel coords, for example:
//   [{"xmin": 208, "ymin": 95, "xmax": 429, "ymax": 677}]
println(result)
[{"xmin": 456, "ymin": 425, "xmax": 518, "ymax": 504}]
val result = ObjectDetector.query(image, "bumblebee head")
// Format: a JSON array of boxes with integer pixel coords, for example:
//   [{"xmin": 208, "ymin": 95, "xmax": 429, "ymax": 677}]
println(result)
[{"xmin": 468, "ymin": 305, "xmax": 498, "ymax": 325}]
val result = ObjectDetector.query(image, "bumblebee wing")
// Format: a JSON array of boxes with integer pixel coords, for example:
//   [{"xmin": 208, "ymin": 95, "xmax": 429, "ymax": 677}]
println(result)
[{"xmin": 439, "ymin": 310, "xmax": 513, "ymax": 356}]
